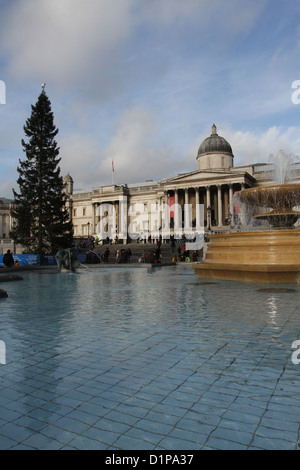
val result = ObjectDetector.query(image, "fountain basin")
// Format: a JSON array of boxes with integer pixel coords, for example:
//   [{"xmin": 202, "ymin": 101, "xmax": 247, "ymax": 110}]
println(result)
[
  {"xmin": 193, "ymin": 230, "xmax": 300, "ymax": 283},
  {"xmin": 239, "ymin": 184, "xmax": 300, "ymax": 228},
  {"xmin": 253, "ymin": 211, "xmax": 300, "ymax": 229},
  {"xmin": 239, "ymin": 184, "xmax": 300, "ymax": 209}
]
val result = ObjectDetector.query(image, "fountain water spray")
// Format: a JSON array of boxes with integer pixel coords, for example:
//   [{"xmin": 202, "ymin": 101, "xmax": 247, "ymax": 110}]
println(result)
[
  {"xmin": 194, "ymin": 149, "xmax": 300, "ymax": 283},
  {"xmin": 238, "ymin": 150, "xmax": 300, "ymax": 229},
  {"xmin": 269, "ymin": 149, "xmax": 299, "ymax": 184}
]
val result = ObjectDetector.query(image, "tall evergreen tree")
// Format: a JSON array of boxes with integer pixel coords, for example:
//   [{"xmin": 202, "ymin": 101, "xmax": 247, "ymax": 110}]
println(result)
[{"xmin": 11, "ymin": 86, "xmax": 73, "ymax": 254}]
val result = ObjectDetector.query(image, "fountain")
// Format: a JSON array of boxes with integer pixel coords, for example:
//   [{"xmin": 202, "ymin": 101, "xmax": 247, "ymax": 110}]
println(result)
[
  {"xmin": 239, "ymin": 184, "xmax": 300, "ymax": 229},
  {"xmin": 55, "ymin": 245, "xmax": 89, "ymax": 272},
  {"xmin": 239, "ymin": 150, "xmax": 300, "ymax": 229},
  {"xmin": 193, "ymin": 150, "xmax": 300, "ymax": 283}
]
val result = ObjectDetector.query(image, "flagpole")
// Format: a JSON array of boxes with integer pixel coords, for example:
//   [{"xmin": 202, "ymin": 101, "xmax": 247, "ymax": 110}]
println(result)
[{"xmin": 112, "ymin": 159, "xmax": 114, "ymax": 185}]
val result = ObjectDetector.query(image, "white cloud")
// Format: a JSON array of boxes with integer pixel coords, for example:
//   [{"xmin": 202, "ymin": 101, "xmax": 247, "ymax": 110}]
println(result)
[
  {"xmin": 1, "ymin": 0, "xmax": 300, "ymax": 199},
  {"xmin": 1, "ymin": 0, "xmax": 135, "ymax": 92},
  {"xmin": 222, "ymin": 126, "xmax": 300, "ymax": 166},
  {"xmin": 59, "ymin": 133, "xmax": 101, "ymax": 188},
  {"xmin": 183, "ymin": 125, "xmax": 300, "ymax": 169},
  {"xmin": 59, "ymin": 107, "xmax": 177, "ymax": 189},
  {"xmin": 96, "ymin": 107, "xmax": 176, "ymax": 184}
]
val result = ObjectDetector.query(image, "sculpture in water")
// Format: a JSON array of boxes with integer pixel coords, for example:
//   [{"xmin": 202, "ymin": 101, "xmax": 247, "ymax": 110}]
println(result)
[
  {"xmin": 193, "ymin": 150, "xmax": 300, "ymax": 283},
  {"xmin": 55, "ymin": 247, "xmax": 82, "ymax": 272}
]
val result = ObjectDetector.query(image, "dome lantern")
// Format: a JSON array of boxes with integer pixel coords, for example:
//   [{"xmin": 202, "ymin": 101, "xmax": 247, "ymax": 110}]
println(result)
[{"xmin": 196, "ymin": 124, "xmax": 234, "ymax": 171}]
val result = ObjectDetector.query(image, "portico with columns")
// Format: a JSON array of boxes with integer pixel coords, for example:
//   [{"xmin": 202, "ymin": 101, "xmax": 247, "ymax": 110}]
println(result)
[
  {"xmin": 161, "ymin": 174, "xmax": 253, "ymax": 235},
  {"xmin": 65, "ymin": 125, "xmax": 257, "ymax": 242}
]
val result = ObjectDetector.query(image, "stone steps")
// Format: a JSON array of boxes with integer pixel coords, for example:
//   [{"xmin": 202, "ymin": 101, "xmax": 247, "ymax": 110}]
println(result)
[{"xmin": 87, "ymin": 241, "xmax": 201, "ymax": 264}]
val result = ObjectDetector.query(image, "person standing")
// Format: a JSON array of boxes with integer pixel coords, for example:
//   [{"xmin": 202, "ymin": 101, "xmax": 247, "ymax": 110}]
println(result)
[{"xmin": 3, "ymin": 250, "xmax": 14, "ymax": 268}]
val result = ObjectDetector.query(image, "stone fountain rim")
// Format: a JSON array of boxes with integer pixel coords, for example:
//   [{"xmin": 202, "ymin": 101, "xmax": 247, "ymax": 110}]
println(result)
[
  {"xmin": 241, "ymin": 183, "xmax": 300, "ymax": 191},
  {"xmin": 207, "ymin": 229, "xmax": 300, "ymax": 239},
  {"xmin": 240, "ymin": 183, "xmax": 300, "ymax": 200}
]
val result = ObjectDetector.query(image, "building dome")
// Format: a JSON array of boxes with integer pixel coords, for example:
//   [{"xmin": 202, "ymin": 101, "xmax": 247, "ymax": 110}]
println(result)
[
  {"xmin": 196, "ymin": 124, "xmax": 234, "ymax": 171},
  {"xmin": 63, "ymin": 173, "xmax": 74, "ymax": 195},
  {"xmin": 197, "ymin": 124, "xmax": 233, "ymax": 157},
  {"xmin": 63, "ymin": 173, "xmax": 73, "ymax": 183}
]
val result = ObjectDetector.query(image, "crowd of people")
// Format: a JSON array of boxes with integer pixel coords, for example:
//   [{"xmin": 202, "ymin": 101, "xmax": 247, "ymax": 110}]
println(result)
[
  {"xmin": 138, "ymin": 247, "xmax": 161, "ymax": 264},
  {"xmin": 2, "ymin": 241, "xmax": 200, "ymax": 269},
  {"xmin": 176, "ymin": 245, "xmax": 199, "ymax": 262},
  {"xmin": 85, "ymin": 242, "xmax": 200, "ymax": 265},
  {"xmin": 85, "ymin": 247, "xmax": 133, "ymax": 264},
  {"xmin": 115, "ymin": 248, "xmax": 132, "ymax": 264}
]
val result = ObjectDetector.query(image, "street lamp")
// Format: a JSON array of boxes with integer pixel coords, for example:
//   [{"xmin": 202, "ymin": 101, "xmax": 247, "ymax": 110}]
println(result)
[{"xmin": 87, "ymin": 221, "xmax": 90, "ymax": 238}]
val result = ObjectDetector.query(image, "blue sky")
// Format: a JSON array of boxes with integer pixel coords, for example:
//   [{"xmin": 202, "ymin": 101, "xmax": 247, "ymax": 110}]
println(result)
[{"xmin": 0, "ymin": 0, "xmax": 300, "ymax": 197}]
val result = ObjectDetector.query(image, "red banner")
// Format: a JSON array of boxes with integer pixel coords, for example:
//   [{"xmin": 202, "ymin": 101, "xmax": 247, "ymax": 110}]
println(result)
[{"xmin": 169, "ymin": 196, "xmax": 174, "ymax": 218}]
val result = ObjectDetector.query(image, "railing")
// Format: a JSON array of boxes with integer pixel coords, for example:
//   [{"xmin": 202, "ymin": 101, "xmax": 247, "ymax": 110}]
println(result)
[{"xmin": 0, "ymin": 238, "xmax": 12, "ymax": 244}]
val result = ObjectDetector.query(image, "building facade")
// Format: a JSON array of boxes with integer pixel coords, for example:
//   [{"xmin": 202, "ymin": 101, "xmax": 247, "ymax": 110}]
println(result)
[
  {"xmin": 2, "ymin": 124, "xmax": 300, "ymax": 252},
  {"xmin": 0, "ymin": 199, "xmax": 23, "ymax": 254},
  {"xmin": 65, "ymin": 124, "xmax": 300, "ymax": 244}
]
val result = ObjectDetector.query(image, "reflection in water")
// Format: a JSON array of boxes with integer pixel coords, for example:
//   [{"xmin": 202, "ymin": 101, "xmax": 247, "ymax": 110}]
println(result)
[
  {"xmin": 268, "ymin": 295, "xmax": 278, "ymax": 327},
  {"xmin": 256, "ymin": 288, "xmax": 296, "ymax": 328},
  {"xmin": 1, "ymin": 267, "xmax": 300, "ymax": 437}
]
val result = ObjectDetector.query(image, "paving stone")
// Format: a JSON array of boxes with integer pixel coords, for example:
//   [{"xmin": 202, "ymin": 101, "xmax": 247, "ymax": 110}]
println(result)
[
  {"xmin": 209, "ymin": 426, "xmax": 253, "ymax": 446},
  {"xmin": 204, "ymin": 436, "xmax": 248, "ymax": 450},
  {"xmin": 250, "ymin": 436, "xmax": 297, "ymax": 450},
  {"xmin": 1, "ymin": 266, "xmax": 300, "ymax": 450},
  {"xmin": 157, "ymin": 435, "xmax": 201, "ymax": 450}
]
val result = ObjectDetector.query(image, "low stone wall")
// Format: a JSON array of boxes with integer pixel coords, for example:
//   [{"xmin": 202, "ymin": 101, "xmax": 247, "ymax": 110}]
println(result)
[
  {"xmin": 0, "ymin": 289, "xmax": 8, "ymax": 298},
  {"xmin": 0, "ymin": 273, "xmax": 23, "ymax": 282}
]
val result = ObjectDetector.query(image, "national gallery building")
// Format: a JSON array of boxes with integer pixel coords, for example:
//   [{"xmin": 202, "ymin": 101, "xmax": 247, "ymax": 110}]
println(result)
[
  {"xmin": 1, "ymin": 124, "xmax": 300, "ymax": 252},
  {"xmin": 63, "ymin": 124, "xmax": 300, "ymax": 244}
]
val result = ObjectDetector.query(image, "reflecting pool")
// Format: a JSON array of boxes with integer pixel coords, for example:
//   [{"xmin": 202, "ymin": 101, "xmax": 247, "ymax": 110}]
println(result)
[{"xmin": 0, "ymin": 265, "xmax": 300, "ymax": 450}]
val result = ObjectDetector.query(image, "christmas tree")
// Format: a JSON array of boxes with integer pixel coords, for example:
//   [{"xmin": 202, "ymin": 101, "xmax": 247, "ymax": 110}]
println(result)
[{"xmin": 11, "ymin": 85, "xmax": 73, "ymax": 255}]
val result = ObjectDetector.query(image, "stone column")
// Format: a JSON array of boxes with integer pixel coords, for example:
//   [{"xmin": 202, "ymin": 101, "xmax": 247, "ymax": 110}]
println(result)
[
  {"xmin": 92, "ymin": 203, "xmax": 96, "ymax": 234},
  {"xmin": 195, "ymin": 187, "xmax": 201, "ymax": 232},
  {"xmin": 229, "ymin": 184, "xmax": 234, "ymax": 226},
  {"xmin": 112, "ymin": 202, "xmax": 117, "ymax": 240},
  {"xmin": 224, "ymin": 187, "xmax": 229, "ymax": 221},
  {"xmin": 174, "ymin": 189, "xmax": 181, "ymax": 236},
  {"xmin": 217, "ymin": 185, "xmax": 222, "ymax": 226},
  {"xmin": 206, "ymin": 186, "xmax": 211, "ymax": 230},
  {"xmin": 159, "ymin": 196, "xmax": 163, "ymax": 231},
  {"xmin": 229, "ymin": 184, "xmax": 233, "ymax": 205},
  {"xmin": 119, "ymin": 195, "xmax": 128, "ymax": 244},
  {"xmin": 115, "ymin": 200, "xmax": 119, "ymax": 238},
  {"xmin": 98, "ymin": 203, "xmax": 104, "ymax": 238},
  {"xmin": 206, "ymin": 186, "xmax": 211, "ymax": 208},
  {"xmin": 184, "ymin": 188, "xmax": 191, "ymax": 235},
  {"xmin": 164, "ymin": 191, "xmax": 169, "ymax": 227}
]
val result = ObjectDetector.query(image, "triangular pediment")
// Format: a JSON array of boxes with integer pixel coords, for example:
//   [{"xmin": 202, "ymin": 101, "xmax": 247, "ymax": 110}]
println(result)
[{"xmin": 161, "ymin": 169, "xmax": 236, "ymax": 186}]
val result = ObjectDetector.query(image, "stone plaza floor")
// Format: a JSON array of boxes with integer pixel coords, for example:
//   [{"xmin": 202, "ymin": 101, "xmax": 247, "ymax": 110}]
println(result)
[{"xmin": 0, "ymin": 264, "xmax": 299, "ymax": 450}]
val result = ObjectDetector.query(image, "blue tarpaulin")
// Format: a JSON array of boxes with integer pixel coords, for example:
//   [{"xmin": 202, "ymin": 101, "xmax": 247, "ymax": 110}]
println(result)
[{"xmin": 0, "ymin": 253, "xmax": 87, "ymax": 266}]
